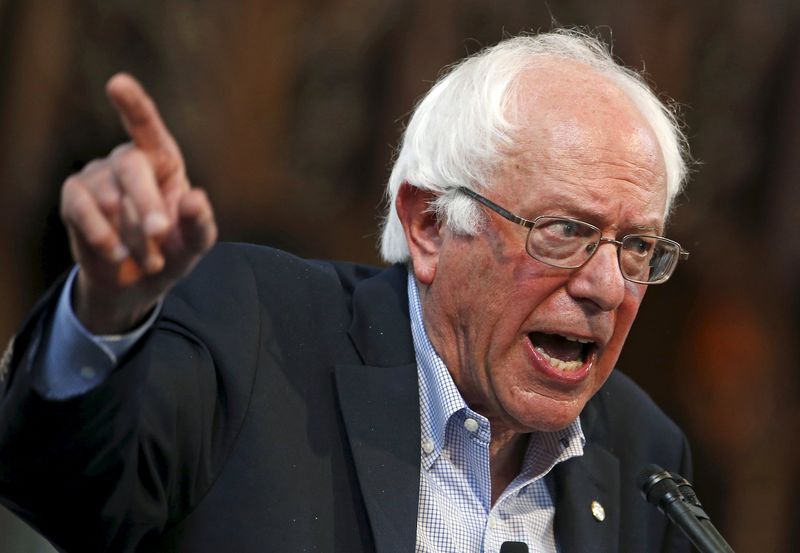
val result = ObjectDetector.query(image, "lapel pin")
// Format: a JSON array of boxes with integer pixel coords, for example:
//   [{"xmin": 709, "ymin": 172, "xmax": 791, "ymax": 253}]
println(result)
[{"xmin": 591, "ymin": 500, "xmax": 606, "ymax": 522}]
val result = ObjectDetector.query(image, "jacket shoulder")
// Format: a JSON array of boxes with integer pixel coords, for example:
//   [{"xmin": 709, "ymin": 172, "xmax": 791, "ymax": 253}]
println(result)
[
  {"xmin": 588, "ymin": 370, "xmax": 689, "ymax": 469},
  {"xmin": 184, "ymin": 242, "xmax": 383, "ymax": 294}
]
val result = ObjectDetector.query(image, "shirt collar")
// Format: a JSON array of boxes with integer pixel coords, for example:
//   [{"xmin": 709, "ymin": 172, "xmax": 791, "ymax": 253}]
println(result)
[
  {"xmin": 409, "ymin": 274, "xmax": 467, "ymax": 468},
  {"xmin": 407, "ymin": 272, "xmax": 585, "ymax": 472}
]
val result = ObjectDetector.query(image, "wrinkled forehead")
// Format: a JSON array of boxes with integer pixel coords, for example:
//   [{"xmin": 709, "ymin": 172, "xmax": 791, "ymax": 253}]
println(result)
[
  {"xmin": 487, "ymin": 60, "xmax": 670, "ymax": 227},
  {"xmin": 507, "ymin": 58, "xmax": 666, "ymax": 173}
]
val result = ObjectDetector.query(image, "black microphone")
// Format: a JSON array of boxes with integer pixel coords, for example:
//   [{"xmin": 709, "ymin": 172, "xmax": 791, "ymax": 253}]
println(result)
[
  {"xmin": 638, "ymin": 464, "xmax": 735, "ymax": 553},
  {"xmin": 499, "ymin": 541, "xmax": 529, "ymax": 553}
]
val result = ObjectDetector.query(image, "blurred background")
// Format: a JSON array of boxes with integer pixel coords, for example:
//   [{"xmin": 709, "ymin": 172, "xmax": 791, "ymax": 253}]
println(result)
[{"xmin": 1, "ymin": 1, "xmax": 798, "ymax": 551}]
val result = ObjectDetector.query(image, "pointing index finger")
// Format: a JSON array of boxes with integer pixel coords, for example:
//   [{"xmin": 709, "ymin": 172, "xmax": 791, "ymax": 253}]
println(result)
[{"xmin": 105, "ymin": 73, "xmax": 183, "ymax": 180}]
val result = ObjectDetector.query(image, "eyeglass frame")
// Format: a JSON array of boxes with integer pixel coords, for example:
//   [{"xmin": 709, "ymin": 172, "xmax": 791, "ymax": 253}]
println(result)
[{"xmin": 456, "ymin": 186, "xmax": 689, "ymax": 285}]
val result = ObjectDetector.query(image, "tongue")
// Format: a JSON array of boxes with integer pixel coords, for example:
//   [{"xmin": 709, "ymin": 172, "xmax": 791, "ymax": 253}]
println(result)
[{"xmin": 530, "ymin": 332, "xmax": 584, "ymax": 362}]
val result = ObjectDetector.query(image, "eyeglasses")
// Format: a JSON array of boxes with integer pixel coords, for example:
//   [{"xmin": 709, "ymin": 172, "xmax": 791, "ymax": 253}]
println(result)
[{"xmin": 457, "ymin": 187, "xmax": 689, "ymax": 285}]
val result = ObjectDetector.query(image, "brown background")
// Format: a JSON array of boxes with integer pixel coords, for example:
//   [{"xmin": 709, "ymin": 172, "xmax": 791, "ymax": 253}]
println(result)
[{"xmin": 1, "ymin": 1, "xmax": 798, "ymax": 551}]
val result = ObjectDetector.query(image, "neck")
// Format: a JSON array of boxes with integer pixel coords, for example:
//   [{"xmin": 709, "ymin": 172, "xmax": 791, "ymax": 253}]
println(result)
[{"xmin": 488, "ymin": 426, "xmax": 529, "ymax": 505}]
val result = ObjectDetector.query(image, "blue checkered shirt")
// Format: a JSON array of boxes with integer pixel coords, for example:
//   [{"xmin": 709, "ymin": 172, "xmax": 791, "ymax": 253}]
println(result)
[{"xmin": 408, "ymin": 276, "xmax": 585, "ymax": 553}]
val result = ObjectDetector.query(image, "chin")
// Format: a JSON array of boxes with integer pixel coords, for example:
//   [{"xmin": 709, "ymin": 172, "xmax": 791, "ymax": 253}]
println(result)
[{"xmin": 503, "ymin": 392, "xmax": 589, "ymax": 433}]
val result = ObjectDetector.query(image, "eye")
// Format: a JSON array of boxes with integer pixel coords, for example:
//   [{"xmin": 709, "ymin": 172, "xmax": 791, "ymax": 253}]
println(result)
[
  {"xmin": 625, "ymin": 236, "xmax": 654, "ymax": 255},
  {"xmin": 557, "ymin": 221, "xmax": 578, "ymax": 237},
  {"xmin": 545, "ymin": 219, "xmax": 592, "ymax": 238}
]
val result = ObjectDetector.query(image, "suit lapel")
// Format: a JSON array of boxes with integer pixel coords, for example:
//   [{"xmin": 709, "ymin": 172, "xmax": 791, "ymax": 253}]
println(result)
[
  {"xmin": 333, "ymin": 265, "xmax": 421, "ymax": 553},
  {"xmin": 553, "ymin": 397, "xmax": 621, "ymax": 553}
]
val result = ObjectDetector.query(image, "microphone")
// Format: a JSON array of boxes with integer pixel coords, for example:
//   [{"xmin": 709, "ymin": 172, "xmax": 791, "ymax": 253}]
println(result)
[
  {"xmin": 499, "ymin": 542, "xmax": 529, "ymax": 553},
  {"xmin": 638, "ymin": 464, "xmax": 735, "ymax": 553}
]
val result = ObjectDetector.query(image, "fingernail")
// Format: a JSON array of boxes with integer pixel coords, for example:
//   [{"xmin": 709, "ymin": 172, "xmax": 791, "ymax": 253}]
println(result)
[
  {"xmin": 144, "ymin": 213, "xmax": 169, "ymax": 236},
  {"xmin": 111, "ymin": 244, "xmax": 130, "ymax": 262}
]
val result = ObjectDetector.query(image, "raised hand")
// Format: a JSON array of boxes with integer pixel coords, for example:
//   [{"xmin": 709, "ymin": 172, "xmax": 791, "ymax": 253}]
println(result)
[{"xmin": 60, "ymin": 74, "xmax": 217, "ymax": 334}]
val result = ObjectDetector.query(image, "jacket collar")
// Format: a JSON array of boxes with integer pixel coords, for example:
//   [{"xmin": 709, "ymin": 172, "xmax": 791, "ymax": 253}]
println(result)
[{"xmin": 552, "ymin": 394, "xmax": 621, "ymax": 553}]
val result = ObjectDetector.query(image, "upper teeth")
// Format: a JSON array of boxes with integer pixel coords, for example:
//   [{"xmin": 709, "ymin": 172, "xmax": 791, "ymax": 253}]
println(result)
[{"xmin": 564, "ymin": 336, "xmax": 592, "ymax": 344}]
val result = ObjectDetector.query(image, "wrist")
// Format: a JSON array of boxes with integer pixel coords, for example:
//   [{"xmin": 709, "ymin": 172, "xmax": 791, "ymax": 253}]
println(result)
[{"xmin": 73, "ymin": 270, "xmax": 159, "ymax": 335}]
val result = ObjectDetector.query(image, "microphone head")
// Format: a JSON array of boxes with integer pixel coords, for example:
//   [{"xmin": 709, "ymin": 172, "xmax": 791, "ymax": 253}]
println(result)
[
  {"xmin": 637, "ymin": 463, "xmax": 667, "ymax": 491},
  {"xmin": 638, "ymin": 464, "xmax": 682, "ymax": 507},
  {"xmin": 499, "ymin": 542, "xmax": 529, "ymax": 553}
]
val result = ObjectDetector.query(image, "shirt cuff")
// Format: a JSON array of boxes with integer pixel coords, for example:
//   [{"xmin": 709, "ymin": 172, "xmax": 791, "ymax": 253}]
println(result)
[{"xmin": 36, "ymin": 267, "xmax": 161, "ymax": 399}]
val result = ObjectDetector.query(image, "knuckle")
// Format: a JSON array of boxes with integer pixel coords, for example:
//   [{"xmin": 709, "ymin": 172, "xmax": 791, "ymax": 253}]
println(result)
[
  {"xmin": 84, "ymin": 227, "xmax": 112, "ymax": 249},
  {"xmin": 60, "ymin": 176, "xmax": 86, "ymax": 217},
  {"xmin": 95, "ymin": 186, "xmax": 121, "ymax": 213},
  {"xmin": 85, "ymin": 166, "xmax": 114, "ymax": 193},
  {"xmin": 112, "ymin": 144, "xmax": 140, "ymax": 165},
  {"xmin": 110, "ymin": 142, "xmax": 134, "ymax": 158},
  {"xmin": 82, "ymin": 158, "xmax": 107, "ymax": 175},
  {"xmin": 155, "ymin": 151, "xmax": 183, "ymax": 177},
  {"xmin": 61, "ymin": 176, "xmax": 123, "ymax": 257},
  {"xmin": 112, "ymin": 148, "xmax": 149, "ymax": 183},
  {"xmin": 62, "ymin": 174, "xmax": 83, "ymax": 194},
  {"xmin": 68, "ymin": 193, "xmax": 95, "ymax": 222}
]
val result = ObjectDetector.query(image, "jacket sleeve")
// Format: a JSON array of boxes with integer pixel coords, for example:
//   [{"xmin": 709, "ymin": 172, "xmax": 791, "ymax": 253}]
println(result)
[{"xmin": 0, "ymin": 244, "xmax": 264, "ymax": 552}]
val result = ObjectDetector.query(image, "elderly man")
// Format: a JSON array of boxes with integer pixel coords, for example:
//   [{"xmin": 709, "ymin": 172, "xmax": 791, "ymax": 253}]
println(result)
[{"xmin": 0, "ymin": 31, "xmax": 692, "ymax": 552}]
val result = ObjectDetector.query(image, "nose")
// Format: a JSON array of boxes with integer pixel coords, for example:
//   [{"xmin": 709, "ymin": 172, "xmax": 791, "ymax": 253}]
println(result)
[{"xmin": 565, "ymin": 239, "xmax": 626, "ymax": 311}]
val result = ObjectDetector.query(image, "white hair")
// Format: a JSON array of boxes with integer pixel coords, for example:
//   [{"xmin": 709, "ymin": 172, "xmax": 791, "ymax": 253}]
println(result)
[{"xmin": 379, "ymin": 29, "xmax": 690, "ymax": 263}]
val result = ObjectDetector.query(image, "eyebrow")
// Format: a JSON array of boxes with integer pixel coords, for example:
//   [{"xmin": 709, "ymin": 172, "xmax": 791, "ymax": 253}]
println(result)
[
  {"xmin": 624, "ymin": 221, "xmax": 664, "ymax": 234},
  {"xmin": 532, "ymin": 206, "xmax": 664, "ymax": 236},
  {"xmin": 464, "ymin": 187, "xmax": 667, "ymax": 236}
]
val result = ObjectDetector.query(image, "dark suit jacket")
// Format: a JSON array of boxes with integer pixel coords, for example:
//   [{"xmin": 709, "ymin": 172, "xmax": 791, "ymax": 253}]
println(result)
[{"xmin": 0, "ymin": 243, "xmax": 691, "ymax": 552}]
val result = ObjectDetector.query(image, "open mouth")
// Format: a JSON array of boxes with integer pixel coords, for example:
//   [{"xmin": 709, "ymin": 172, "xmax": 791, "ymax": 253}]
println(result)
[{"xmin": 528, "ymin": 332, "xmax": 597, "ymax": 372}]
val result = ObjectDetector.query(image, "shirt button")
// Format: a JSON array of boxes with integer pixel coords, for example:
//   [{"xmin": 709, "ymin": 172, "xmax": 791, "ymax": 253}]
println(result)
[
  {"xmin": 421, "ymin": 439, "xmax": 434, "ymax": 454},
  {"xmin": 488, "ymin": 516, "xmax": 497, "ymax": 529},
  {"xmin": 79, "ymin": 366, "xmax": 97, "ymax": 380},
  {"xmin": 464, "ymin": 418, "xmax": 479, "ymax": 432}
]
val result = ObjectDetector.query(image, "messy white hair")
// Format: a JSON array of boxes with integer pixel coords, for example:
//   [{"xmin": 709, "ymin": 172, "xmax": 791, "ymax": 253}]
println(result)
[{"xmin": 379, "ymin": 29, "xmax": 690, "ymax": 263}]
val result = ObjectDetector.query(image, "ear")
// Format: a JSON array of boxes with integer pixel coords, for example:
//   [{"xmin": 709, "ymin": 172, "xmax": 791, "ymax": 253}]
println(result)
[{"xmin": 395, "ymin": 183, "xmax": 442, "ymax": 285}]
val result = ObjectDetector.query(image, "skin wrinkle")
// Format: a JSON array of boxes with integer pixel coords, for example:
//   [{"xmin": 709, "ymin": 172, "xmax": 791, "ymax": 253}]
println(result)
[
  {"xmin": 494, "ymin": 160, "xmax": 664, "ymax": 237},
  {"xmin": 504, "ymin": 146, "xmax": 664, "ymax": 231},
  {"xmin": 521, "ymin": 122, "xmax": 665, "ymax": 230}
]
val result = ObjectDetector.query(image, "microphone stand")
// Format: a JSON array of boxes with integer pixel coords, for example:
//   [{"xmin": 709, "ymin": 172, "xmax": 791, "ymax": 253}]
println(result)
[{"xmin": 639, "ymin": 465, "xmax": 734, "ymax": 553}]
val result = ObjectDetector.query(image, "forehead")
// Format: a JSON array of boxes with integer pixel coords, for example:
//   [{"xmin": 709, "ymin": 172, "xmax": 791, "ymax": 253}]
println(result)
[{"xmin": 496, "ymin": 59, "xmax": 668, "ymax": 229}]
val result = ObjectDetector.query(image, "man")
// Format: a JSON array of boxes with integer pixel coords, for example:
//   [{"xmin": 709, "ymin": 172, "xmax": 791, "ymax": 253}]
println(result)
[{"xmin": 0, "ymin": 30, "xmax": 692, "ymax": 552}]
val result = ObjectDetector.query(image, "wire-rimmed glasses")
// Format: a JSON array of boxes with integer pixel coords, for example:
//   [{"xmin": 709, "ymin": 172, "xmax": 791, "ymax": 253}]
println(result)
[{"xmin": 457, "ymin": 187, "xmax": 689, "ymax": 285}]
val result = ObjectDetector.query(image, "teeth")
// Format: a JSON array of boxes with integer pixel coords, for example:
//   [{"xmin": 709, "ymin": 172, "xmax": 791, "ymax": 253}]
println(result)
[
  {"xmin": 535, "ymin": 347, "xmax": 584, "ymax": 372},
  {"xmin": 564, "ymin": 336, "xmax": 592, "ymax": 344}
]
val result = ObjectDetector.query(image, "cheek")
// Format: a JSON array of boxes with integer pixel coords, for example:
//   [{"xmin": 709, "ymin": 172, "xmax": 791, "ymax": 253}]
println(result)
[
  {"xmin": 484, "ymin": 270, "xmax": 567, "ymax": 372},
  {"xmin": 509, "ymin": 255, "xmax": 567, "ymax": 304},
  {"xmin": 459, "ymin": 241, "xmax": 533, "ymax": 318},
  {"xmin": 605, "ymin": 286, "xmax": 646, "ymax": 359},
  {"xmin": 621, "ymin": 283, "xmax": 647, "ymax": 328}
]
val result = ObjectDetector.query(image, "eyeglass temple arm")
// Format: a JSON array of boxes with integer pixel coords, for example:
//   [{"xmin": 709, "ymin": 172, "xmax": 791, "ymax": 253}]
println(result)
[{"xmin": 457, "ymin": 187, "xmax": 534, "ymax": 228}]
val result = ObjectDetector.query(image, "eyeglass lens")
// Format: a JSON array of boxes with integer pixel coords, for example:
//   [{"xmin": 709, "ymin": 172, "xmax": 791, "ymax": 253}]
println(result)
[{"xmin": 525, "ymin": 218, "xmax": 680, "ymax": 283}]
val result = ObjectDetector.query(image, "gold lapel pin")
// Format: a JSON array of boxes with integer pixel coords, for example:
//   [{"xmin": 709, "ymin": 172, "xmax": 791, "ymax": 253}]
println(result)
[{"xmin": 591, "ymin": 500, "xmax": 606, "ymax": 522}]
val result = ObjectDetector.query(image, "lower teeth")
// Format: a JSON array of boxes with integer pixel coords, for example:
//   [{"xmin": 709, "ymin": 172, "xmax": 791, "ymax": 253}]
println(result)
[{"xmin": 535, "ymin": 347, "xmax": 583, "ymax": 372}]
